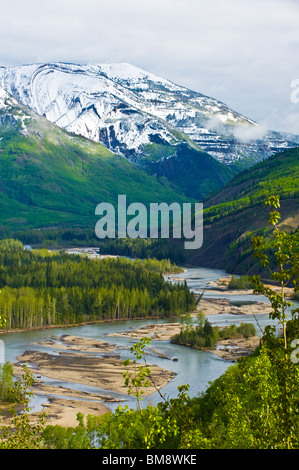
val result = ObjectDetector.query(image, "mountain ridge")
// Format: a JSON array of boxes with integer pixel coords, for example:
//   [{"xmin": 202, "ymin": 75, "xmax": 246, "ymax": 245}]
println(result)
[{"xmin": 1, "ymin": 61, "xmax": 298, "ymax": 169}]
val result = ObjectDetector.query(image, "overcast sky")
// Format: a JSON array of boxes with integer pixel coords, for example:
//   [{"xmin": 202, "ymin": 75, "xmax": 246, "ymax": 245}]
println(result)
[{"xmin": 1, "ymin": 0, "xmax": 299, "ymax": 134}]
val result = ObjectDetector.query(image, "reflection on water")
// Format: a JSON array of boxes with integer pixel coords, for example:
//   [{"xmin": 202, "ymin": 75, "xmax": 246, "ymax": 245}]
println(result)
[{"xmin": 1, "ymin": 265, "xmax": 297, "ymax": 414}]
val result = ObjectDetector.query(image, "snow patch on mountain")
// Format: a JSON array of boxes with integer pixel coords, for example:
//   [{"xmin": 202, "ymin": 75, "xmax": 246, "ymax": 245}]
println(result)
[{"xmin": 0, "ymin": 86, "xmax": 32, "ymax": 134}]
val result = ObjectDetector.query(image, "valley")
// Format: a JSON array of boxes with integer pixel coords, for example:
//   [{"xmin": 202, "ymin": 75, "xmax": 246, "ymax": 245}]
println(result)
[
  {"xmin": 0, "ymin": 61, "xmax": 298, "ymax": 450},
  {"xmin": 0, "ymin": 63, "xmax": 298, "ymax": 278}
]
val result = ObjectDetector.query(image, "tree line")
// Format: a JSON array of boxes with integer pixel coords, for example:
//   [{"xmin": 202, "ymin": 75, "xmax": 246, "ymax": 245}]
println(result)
[{"xmin": 0, "ymin": 239, "xmax": 195, "ymax": 330}]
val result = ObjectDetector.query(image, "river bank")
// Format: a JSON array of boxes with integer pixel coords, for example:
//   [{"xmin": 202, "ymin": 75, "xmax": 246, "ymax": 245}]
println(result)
[
  {"xmin": 108, "ymin": 294, "xmax": 273, "ymax": 343},
  {"xmin": 0, "ymin": 315, "xmax": 182, "ymax": 336},
  {"xmin": 108, "ymin": 299, "xmax": 264, "ymax": 363}
]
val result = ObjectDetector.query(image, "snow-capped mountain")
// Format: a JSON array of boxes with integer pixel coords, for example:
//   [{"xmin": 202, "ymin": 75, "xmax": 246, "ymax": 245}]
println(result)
[{"xmin": 0, "ymin": 62, "xmax": 297, "ymax": 165}]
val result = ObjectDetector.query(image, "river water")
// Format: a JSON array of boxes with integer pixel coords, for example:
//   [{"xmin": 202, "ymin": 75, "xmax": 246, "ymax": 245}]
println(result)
[{"xmin": 0, "ymin": 265, "xmax": 296, "ymax": 413}]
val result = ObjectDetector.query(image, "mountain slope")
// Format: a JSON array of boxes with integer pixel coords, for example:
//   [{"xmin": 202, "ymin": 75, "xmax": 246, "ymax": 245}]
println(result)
[
  {"xmin": 0, "ymin": 87, "xmax": 190, "ymax": 231},
  {"xmin": 184, "ymin": 147, "xmax": 299, "ymax": 273},
  {"xmin": 146, "ymin": 143, "xmax": 235, "ymax": 199},
  {"xmin": 0, "ymin": 62, "xmax": 297, "ymax": 169}
]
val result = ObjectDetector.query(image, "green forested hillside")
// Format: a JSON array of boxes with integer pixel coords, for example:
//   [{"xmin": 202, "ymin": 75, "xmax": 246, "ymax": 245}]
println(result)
[
  {"xmin": 0, "ymin": 96, "xmax": 191, "ymax": 232},
  {"xmin": 145, "ymin": 142, "xmax": 235, "ymax": 200},
  {"xmin": 205, "ymin": 146, "xmax": 299, "ymax": 212},
  {"xmin": 184, "ymin": 147, "xmax": 299, "ymax": 273}
]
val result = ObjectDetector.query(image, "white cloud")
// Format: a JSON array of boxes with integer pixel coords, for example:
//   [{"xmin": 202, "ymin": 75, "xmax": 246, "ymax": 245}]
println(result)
[
  {"xmin": 0, "ymin": 0, "xmax": 299, "ymax": 134},
  {"xmin": 232, "ymin": 124, "xmax": 268, "ymax": 143},
  {"xmin": 206, "ymin": 116, "xmax": 268, "ymax": 143}
]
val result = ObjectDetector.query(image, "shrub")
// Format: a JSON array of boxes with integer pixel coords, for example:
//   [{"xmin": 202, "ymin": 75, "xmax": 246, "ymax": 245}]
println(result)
[
  {"xmin": 228, "ymin": 275, "xmax": 254, "ymax": 290},
  {"xmin": 219, "ymin": 323, "xmax": 256, "ymax": 340}
]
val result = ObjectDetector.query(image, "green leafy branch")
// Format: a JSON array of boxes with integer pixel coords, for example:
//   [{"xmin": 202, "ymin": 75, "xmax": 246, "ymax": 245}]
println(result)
[
  {"xmin": 123, "ymin": 337, "xmax": 151, "ymax": 415},
  {"xmin": 0, "ymin": 363, "xmax": 46, "ymax": 449}
]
